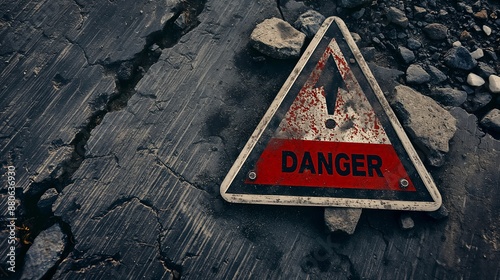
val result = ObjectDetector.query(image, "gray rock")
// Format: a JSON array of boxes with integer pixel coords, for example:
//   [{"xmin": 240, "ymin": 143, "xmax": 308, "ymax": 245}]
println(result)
[
  {"xmin": 423, "ymin": 23, "xmax": 448, "ymax": 40},
  {"xmin": 21, "ymin": 224, "xmax": 66, "ymax": 280},
  {"xmin": 279, "ymin": 0, "xmax": 309, "ymax": 23},
  {"xmin": 369, "ymin": 63, "xmax": 405, "ymax": 94},
  {"xmin": 399, "ymin": 213, "xmax": 415, "ymax": 230},
  {"xmin": 464, "ymin": 92, "xmax": 493, "ymax": 112},
  {"xmin": 406, "ymin": 64, "xmax": 431, "ymax": 84},
  {"xmin": 250, "ymin": 17, "xmax": 306, "ymax": 59},
  {"xmin": 398, "ymin": 46, "xmax": 415, "ymax": 63},
  {"xmin": 427, "ymin": 205, "xmax": 449, "ymax": 220},
  {"xmin": 387, "ymin": 7, "xmax": 409, "ymax": 28},
  {"xmin": 480, "ymin": 109, "xmax": 500, "ymax": 133},
  {"xmin": 489, "ymin": 75, "xmax": 500, "ymax": 93},
  {"xmin": 444, "ymin": 47, "xmax": 477, "ymax": 71},
  {"xmin": 361, "ymin": 47, "xmax": 376, "ymax": 61},
  {"xmin": 372, "ymin": 36, "xmax": 383, "ymax": 46},
  {"xmin": 484, "ymin": 49, "xmax": 498, "ymax": 61},
  {"xmin": 390, "ymin": 85, "xmax": 457, "ymax": 166},
  {"xmin": 37, "ymin": 188, "xmax": 59, "ymax": 215},
  {"xmin": 477, "ymin": 62, "xmax": 496, "ymax": 79},
  {"xmin": 338, "ymin": 0, "xmax": 371, "ymax": 8},
  {"xmin": 294, "ymin": 10, "xmax": 325, "ymax": 38},
  {"xmin": 429, "ymin": 87, "xmax": 467, "ymax": 107},
  {"xmin": 407, "ymin": 38, "xmax": 422, "ymax": 50},
  {"xmin": 324, "ymin": 208, "xmax": 362, "ymax": 235},
  {"xmin": 426, "ymin": 65, "xmax": 448, "ymax": 84},
  {"xmin": 414, "ymin": 6, "xmax": 427, "ymax": 16}
]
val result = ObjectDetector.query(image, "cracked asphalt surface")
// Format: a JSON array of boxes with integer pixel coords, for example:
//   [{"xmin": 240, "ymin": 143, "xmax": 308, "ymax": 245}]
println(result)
[{"xmin": 1, "ymin": 0, "xmax": 499, "ymax": 279}]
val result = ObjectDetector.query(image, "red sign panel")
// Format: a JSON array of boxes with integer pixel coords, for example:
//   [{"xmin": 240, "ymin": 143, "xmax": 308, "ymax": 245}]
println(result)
[{"xmin": 248, "ymin": 139, "xmax": 415, "ymax": 191}]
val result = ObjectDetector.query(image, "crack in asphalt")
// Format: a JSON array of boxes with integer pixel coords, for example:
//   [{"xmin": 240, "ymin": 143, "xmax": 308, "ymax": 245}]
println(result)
[
  {"xmin": 65, "ymin": 254, "xmax": 122, "ymax": 273},
  {"xmin": 277, "ymin": 0, "xmax": 286, "ymax": 21},
  {"xmin": 154, "ymin": 156, "xmax": 209, "ymax": 194},
  {"xmin": 15, "ymin": 1, "xmax": 208, "ymax": 278}
]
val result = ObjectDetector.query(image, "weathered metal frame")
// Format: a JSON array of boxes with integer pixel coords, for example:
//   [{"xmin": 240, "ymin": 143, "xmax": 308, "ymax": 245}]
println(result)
[{"xmin": 220, "ymin": 17, "xmax": 442, "ymax": 211}]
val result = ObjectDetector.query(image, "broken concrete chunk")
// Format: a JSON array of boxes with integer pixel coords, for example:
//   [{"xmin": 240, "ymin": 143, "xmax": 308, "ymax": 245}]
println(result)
[
  {"xmin": 390, "ymin": 85, "xmax": 457, "ymax": 167},
  {"xmin": 480, "ymin": 109, "xmax": 500, "ymax": 133},
  {"xmin": 324, "ymin": 207, "xmax": 362, "ymax": 235},
  {"xmin": 250, "ymin": 17, "xmax": 306, "ymax": 59},
  {"xmin": 21, "ymin": 224, "xmax": 66, "ymax": 280},
  {"xmin": 294, "ymin": 10, "xmax": 325, "ymax": 38}
]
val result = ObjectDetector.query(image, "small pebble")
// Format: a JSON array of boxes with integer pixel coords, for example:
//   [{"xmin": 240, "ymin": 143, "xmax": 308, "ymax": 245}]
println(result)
[
  {"xmin": 470, "ymin": 48, "xmax": 484, "ymax": 59},
  {"xmin": 489, "ymin": 75, "xmax": 500, "ymax": 93},
  {"xmin": 399, "ymin": 213, "xmax": 415, "ymax": 230},
  {"xmin": 467, "ymin": 73, "xmax": 485, "ymax": 87},
  {"xmin": 483, "ymin": 25, "xmax": 492, "ymax": 36}
]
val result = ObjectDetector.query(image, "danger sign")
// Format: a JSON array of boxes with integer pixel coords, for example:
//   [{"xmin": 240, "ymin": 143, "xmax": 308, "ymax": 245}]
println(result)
[{"xmin": 221, "ymin": 17, "xmax": 441, "ymax": 211}]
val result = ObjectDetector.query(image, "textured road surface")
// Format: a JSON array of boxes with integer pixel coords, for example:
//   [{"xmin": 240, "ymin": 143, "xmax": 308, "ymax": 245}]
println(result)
[{"xmin": 1, "ymin": 0, "xmax": 499, "ymax": 279}]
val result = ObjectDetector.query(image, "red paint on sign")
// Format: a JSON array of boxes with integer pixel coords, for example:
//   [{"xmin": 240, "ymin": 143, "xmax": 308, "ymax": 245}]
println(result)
[
  {"xmin": 246, "ymin": 138, "xmax": 416, "ymax": 191},
  {"xmin": 245, "ymin": 38, "xmax": 415, "ymax": 192}
]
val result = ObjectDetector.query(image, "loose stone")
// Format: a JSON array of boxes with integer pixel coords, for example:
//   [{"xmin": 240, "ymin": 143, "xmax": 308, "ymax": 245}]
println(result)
[
  {"xmin": 250, "ymin": 18, "xmax": 306, "ymax": 59},
  {"xmin": 467, "ymin": 73, "xmax": 485, "ymax": 87},
  {"xmin": 489, "ymin": 75, "xmax": 500, "ymax": 93}
]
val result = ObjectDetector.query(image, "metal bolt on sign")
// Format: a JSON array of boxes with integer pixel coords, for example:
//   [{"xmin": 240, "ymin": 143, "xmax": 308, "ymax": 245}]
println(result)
[
  {"xmin": 248, "ymin": 171, "xmax": 257, "ymax": 180},
  {"xmin": 399, "ymin": 179, "xmax": 409, "ymax": 189}
]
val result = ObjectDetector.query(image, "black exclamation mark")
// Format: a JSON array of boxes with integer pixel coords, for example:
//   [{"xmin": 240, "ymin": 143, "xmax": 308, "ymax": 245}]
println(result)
[{"xmin": 315, "ymin": 56, "xmax": 346, "ymax": 129}]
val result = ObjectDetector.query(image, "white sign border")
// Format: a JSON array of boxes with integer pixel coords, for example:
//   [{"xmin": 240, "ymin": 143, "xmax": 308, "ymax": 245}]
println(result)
[{"xmin": 220, "ymin": 17, "xmax": 442, "ymax": 211}]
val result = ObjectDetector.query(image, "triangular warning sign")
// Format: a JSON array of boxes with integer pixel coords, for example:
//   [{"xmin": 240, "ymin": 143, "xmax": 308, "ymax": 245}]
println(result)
[{"xmin": 221, "ymin": 17, "xmax": 441, "ymax": 211}]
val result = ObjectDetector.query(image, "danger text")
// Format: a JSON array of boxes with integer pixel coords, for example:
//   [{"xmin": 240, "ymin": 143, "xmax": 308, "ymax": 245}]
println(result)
[{"xmin": 282, "ymin": 151, "xmax": 383, "ymax": 177}]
